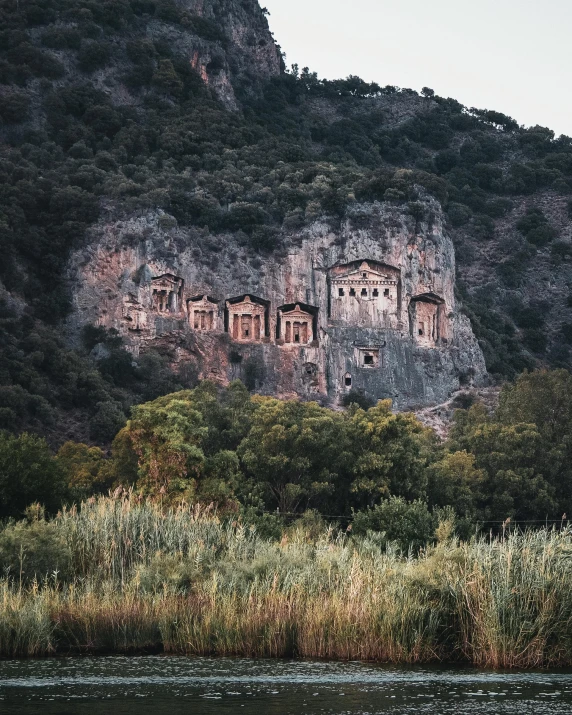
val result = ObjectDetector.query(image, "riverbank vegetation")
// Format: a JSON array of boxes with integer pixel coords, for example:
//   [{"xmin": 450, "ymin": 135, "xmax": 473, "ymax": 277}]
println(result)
[
  {"xmin": 1, "ymin": 496, "xmax": 572, "ymax": 668},
  {"xmin": 2, "ymin": 369, "xmax": 572, "ymax": 528},
  {"xmin": 2, "ymin": 369, "xmax": 572, "ymax": 667}
]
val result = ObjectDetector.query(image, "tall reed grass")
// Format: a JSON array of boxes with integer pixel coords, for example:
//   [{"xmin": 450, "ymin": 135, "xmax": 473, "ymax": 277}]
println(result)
[{"xmin": 1, "ymin": 494, "xmax": 572, "ymax": 667}]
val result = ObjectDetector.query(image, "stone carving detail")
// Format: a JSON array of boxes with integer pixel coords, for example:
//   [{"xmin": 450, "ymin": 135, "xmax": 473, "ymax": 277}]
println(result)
[
  {"xmin": 188, "ymin": 295, "xmax": 218, "ymax": 332},
  {"xmin": 123, "ymin": 295, "xmax": 148, "ymax": 332},
  {"xmin": 225, "ymin": 295, "xmax": 268, "ymax": 342},
  {"xmin": 329, "ymin": 260, "xmax": 402, "ymax": 328},
  {"xmin": 277, "ymin": 303, "xmax": 317, "ymax": 345},
  {"xmin": 357, "ymin": 347, "xmax": 380, "ymax": 368},
  {"xmin": 303, "ymin": 362, "xmax": 318, "ymax": 379},
  {"xmin": 151, "ymin": 274, "xmax": 184, "ymax": 314},
  {"xmin": 409, "ymin": 293, "xmax": 447, "ymax": 347},
  {"xmin": 74, "ymin": 195, "xmax": 489, "ymax": 411}
]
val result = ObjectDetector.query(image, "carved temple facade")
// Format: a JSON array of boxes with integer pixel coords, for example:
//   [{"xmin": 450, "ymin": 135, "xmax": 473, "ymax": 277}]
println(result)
[
  {"xmin": 329, "ymin": 261, "xmax": 402, "ymax": 329},
  {"xmin": 277, "ymin": 303, "xmax": 317, "ymax": 345},
  {"xmin": 225, "ymin": 295, "xmax": 269, "ymax": 342},
  {"xmin": 188, "ymin": 295, "xmax": 218, "ymax": 332},
  {"xmin": 151, "ymin": 274, "xmax": 184, "ymax": 314},
  {"xmin": 138, "ymin": 261, "xmax": 448, "ymax": 350},
  {"xmin": 109, "ymin": 257, "xmax": 456, "ymax": 406}
]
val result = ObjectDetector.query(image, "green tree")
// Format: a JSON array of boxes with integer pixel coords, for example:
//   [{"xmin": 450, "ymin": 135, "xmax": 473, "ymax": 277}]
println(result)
[
  {"xmin": 495, "ymin": 370, "xmax": 572, "ymax": 515},
  {"xmin": 238, "ymin": 397, "xmax": 349, "ymax": 513},
  {"xmin": 55, "ymin": 441, "xmax": 108, "ymax": 502},
  {"xmin": 191, "ymin": 380, "xmax": 255, "ymax": 455},
  {"xmin": 78, "ymin": 40, "xmax": 111, "ymax": 72},
  {"xmin": 428, "ymin": 449, "xmax": 484, "ymax": 519},
  {"xmin": 447, "ymin": 403, "xmax": 557, "ymax": 521},
  {"xmin": 152, "ymin": 59, "xmax": 183, "ymax": 97},
  {"xmin": 352, "ymin": 496, "xmax": 437, "ymax": 552},
  {"xmin": 108, "ymin": 383, "xmax": 252, "ymax": 505},
  {"xmin": 0, "ymin": 91, "xmax": 30, "ymax": 123},
  {"xmin": 346, "ymin": 401, "xmax": 429, "ymax": 509},
  {"xmin": 0, "ymin": 432, "xmax": 65, "ymax": 518},
  {"xmin": 122, "ymin": 391, "xmax": 207, "ymax": 499},
  {"xmin": 89, "ymin": 401, "xmax": 126, "ymax": 442},
  {"xmin": 0, "ymin": 518, "xmax": 72, "ymax": 584}
]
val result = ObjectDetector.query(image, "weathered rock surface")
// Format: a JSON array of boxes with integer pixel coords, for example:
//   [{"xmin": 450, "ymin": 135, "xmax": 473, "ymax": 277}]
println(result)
[
  {"xmin": 67, "ymin": 195, "xmax": 487, "ymax": 409},
  {"xmin": 147, "ymin": 0, "xmax": 281, "ymax": 109}
]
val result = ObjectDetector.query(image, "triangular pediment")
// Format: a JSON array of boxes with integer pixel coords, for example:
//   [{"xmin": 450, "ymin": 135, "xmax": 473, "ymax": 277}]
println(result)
[
  {"xmin": 281, "ymin": 304, "xmax": 313, "ymax": 319},
  {"xmin": 333, "ymin": 261, "xmax": 397, "ymax": 281},
  {"xmin": 188, "ymin": 295, "xmax": 217, "ymax": 307},
  {"xmin": 226, "ymin": 295, "xmax": 267, "ymax": 313},
  {"xmin": 152, "ymin": 273, "xmax": 180, "ymax": 283}
]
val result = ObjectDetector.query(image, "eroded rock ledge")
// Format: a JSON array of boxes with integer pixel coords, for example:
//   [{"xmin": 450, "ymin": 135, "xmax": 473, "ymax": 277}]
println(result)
[{"xmin": 68, "ymin": 197, "xmax": 487, "ymax": 409}]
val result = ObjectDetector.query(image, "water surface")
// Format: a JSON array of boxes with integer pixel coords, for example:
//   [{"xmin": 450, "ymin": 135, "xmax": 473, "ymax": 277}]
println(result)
[{"xmin": 1, "ymin": 656, "xmax": 571, "ymax": 714}]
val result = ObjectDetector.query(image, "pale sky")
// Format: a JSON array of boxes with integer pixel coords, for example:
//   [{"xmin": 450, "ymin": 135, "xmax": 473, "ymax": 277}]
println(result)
[{"xmin": 263, "ymin": 0, "xmax": 572, "ymax": 138}]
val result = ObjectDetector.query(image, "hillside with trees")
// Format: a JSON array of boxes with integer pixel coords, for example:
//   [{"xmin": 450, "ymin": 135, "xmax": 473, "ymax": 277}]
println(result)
[
  {"xmin": 0, "ymin": 0, "xmax": 571, "ymax": 444},
  {"xmin": 2, "ymin": 370, "xmax": 572, "ymax": 533}
]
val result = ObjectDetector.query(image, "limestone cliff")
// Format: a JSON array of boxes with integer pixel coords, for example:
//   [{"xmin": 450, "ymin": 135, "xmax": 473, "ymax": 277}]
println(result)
[
  {"xmin": 68, "ymin": 194, "xmax": 487, "ymax": 409},
  {"xmin": 142, "ymin": 0, "xmax": 282, "ymax": 109}
]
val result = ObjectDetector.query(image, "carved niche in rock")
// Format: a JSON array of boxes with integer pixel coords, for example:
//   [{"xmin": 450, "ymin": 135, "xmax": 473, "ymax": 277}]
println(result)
[
  {"xmin": 329, "ymin": 260, "xmax": 402, "ymax": 328},
  {"xmin": 151, "ymin": 274, "xmax": 184, "ymax": 314},
  {"xmin": 188, "ymin": 295, "xmax": 218, "ymax": 332},
  {"xmin": 409, "ymin": 292, "xmax": 447, "ymax": 347},
  {"xmin": 277, "ymin": 303, "xmax": 318, "ymax": 345},
  {"xmin": 356, "ymin": 346, "xmax": 380, "ymax": 368},
  {"xmin": 123, "ymin": 295, "xmax": 148, "ymax": 332},
  {"xmin": 225, "ymin": 295, "xmax": 269, "ymax": 342}
]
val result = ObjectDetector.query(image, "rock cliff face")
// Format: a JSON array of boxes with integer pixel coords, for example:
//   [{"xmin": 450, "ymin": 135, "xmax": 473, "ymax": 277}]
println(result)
[
  {"xmin": 144, "ymin": 0, "xmax": 281, "ymax": 109},
  {"xmin": 68, "ymin": 195, "xmax": 487, "ymax": 409}
]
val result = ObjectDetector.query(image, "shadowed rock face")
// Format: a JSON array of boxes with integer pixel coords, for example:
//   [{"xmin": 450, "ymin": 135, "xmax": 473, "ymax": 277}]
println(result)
[
  {"xmin": 68, "ymin": 195, "xmax": 487, "ymax": 409},
  {"xmin": 146, "ymin": 0, "xmax": 282, "ymax": 109}
]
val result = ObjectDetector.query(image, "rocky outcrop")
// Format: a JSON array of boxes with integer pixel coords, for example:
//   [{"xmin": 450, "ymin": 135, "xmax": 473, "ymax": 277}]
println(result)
[
  {"xmin": 146, "ymin": 0, "xmax": 281, "ymax": 109},
  {"xmin": 67, "ymin": 195, "xmax": 487, "ymax": 409}
]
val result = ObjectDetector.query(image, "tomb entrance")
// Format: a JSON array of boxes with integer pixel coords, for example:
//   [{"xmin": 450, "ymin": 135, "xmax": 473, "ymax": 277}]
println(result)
[
  {"xmin": 225, "ymin": 295, "xmax": 269, "ymax": 342},
  {"xmin": 408, "ymin": 293, "xmax": 447, "ymax": 347},
  {"xmin": 188, "ymin": 295, "xmax": 218, "ymax": 332},
  {"xmin": 329, "ymin": 260, "xmax": 402, "ymax": 328},
  {"xmin": 151, "ymin": 274, "xmax": 184, "ymax": 314},
  {"xmin": 277, "ymin": 303, "xmax": 318, "ymax": 345}
]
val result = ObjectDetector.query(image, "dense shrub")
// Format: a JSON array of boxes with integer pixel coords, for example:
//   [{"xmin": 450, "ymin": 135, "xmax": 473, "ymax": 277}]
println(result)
[
  {"xmin": 516, "ymin": 208, "xmax": 558, "ymax": 246},
  {"xmin": 78, "ymin": 40, "xmax": 111, "ymax": 72},
  {"xmin": 0, "ymin": 432, "xmax": 66, "ymax": 518},
  {"xmin": 0, "ymin": 90, "xmax": 30, "ymax": 123},
  {"xmin": 89, "ymin": 402, "xmax": 127, "ymax": 442},
  {"xmin": 0, "ymin": 518, "xmax": 72, "ymax": 582},
  {"xmin": 352, "ymin": 497, "xmax": 437, "ymax": 552}
]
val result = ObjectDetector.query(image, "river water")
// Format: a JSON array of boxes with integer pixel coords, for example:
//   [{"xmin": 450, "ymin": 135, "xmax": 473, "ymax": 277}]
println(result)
[{"xmin": 1, "ymin": 656, "xmax": 572, "ymax": 714}]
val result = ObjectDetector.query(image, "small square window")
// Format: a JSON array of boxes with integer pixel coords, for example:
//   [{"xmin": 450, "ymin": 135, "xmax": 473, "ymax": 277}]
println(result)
[
  {"xmin": 349, "ymin": 288, "xmax": 356, "ymax": 297},
  {"xmin": 338, "ymin": 288, "xmax": 344, "ymax": 297},
  {"xmin": 345, "ymin": 376, "xmax": 352, "ymax": 387},
  {"xmin": 364, "ymin": 355, "xmax": 374, "ymax": 365},
  {"xmin": 361, "ymin": 288, "xmax": 367, "ymax": 296},
  {"xmin": 372, "ymin": 289, "xmax": 379, "ymax": 297},
  {"xmin": 384, "ymin": 288, "xmax": 390, "ymax": 297},
  {"xmin": 362, "ymin": 272, "xmax": 367, "ymax": 278}
]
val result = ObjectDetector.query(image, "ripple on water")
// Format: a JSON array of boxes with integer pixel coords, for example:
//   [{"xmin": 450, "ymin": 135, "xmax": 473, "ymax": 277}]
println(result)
[{"xmin": 0, "ymin": 657, "xmax": 571, "ymax": 715}]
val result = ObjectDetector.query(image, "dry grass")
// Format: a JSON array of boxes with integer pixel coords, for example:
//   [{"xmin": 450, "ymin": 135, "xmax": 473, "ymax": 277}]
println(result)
[{"xmin": 1, "ymin": 494, "xmax": 572, "ymax": 667}]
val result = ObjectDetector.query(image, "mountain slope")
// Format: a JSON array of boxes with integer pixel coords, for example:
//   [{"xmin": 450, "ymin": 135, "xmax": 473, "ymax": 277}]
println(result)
[{"xmin": 1, "ymin": 0, "xmax": 571, "ymax": 441}]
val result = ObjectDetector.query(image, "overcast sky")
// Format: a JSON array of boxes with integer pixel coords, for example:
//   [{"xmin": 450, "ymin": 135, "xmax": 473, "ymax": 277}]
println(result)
[{"xmin": 263, "ymin": 0, "xmax": 572, "ymax": 137}]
